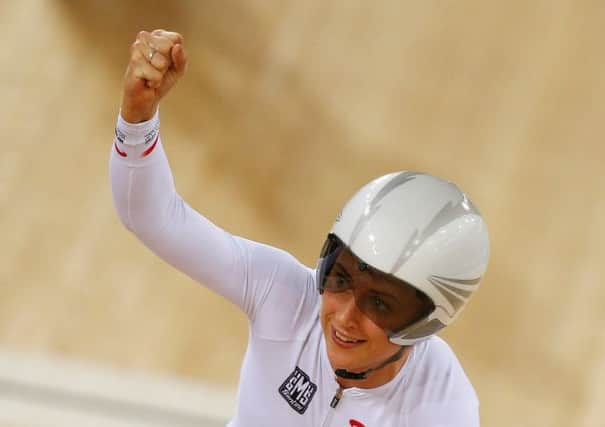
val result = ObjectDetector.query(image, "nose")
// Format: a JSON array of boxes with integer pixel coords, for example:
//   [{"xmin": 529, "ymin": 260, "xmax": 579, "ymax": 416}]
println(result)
[{"xmin": 335, "ymin": 291, "xmax": 362, "ymax": 327}]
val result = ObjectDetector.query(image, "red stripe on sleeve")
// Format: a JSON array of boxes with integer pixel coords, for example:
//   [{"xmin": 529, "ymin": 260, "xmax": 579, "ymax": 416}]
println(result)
[
  {"xmin": 114, "ymin": 142, "xmax": 127, "ymax": 157},
  {"xmin": 141, "ymin": 135, "xmax": 159, "ymax": 158}
]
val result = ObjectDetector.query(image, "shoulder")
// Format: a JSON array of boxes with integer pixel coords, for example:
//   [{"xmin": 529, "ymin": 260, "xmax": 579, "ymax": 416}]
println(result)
[
  {"xmin": 408, "ymin": 336, "xmax": 475, "ymax": 394},
  {"xmin": 235, "ymin": 237, "xmax": 315, "ymax": 297},
  {"xmin": 402, "ymin": 336, "xmax": 479, "ymax": 424},
  {"xmin": 416, "ymin": 335, "xmax": 463, "ymax": 367},
  {"xmin": 240, "ymin": 238, "xmax": 320, "ymax": 340}
]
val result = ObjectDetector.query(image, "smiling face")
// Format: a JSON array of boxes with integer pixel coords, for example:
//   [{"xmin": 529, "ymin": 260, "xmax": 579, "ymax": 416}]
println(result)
[{"xmin": 320, "ymin": 247, "xmax": 433, "ymax": 388}]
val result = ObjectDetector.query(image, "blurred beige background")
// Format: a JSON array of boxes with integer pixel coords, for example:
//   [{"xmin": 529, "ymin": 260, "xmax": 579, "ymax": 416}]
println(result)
[{"xmin": 1, "ymin": 0, "xmax": 604, "ymax": 426}]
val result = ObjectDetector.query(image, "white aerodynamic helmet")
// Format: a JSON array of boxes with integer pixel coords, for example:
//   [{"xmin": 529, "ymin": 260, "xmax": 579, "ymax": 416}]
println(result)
[{"xmin": 317, "ymin": 171, "xmax": 490, "ymax": 346}]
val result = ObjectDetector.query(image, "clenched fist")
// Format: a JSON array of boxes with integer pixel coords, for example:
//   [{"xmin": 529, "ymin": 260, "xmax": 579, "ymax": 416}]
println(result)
[{"xmin": 120, "ymin": 29, "xmax": 187, "ymax": 123}]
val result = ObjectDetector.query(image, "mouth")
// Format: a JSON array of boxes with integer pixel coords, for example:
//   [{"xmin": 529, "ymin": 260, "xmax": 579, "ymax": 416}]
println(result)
[{"xmin": 331, "ymin": 325, "xmax": 367, "ymax": 348}]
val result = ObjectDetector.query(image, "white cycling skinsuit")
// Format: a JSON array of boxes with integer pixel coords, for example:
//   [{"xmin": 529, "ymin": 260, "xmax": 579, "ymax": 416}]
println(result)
[{"xmin": 109, "ymin": 111, "xmax": 480, "ymax": 427}]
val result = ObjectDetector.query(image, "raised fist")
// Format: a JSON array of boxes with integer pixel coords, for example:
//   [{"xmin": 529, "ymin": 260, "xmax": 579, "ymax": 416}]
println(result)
[{"xmin": 120, "ymin": 29, "xmax": 187, "ymax": 123}]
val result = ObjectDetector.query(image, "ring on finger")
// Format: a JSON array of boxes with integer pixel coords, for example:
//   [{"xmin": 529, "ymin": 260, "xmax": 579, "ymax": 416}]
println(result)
[{"xmin": 148, "ymin": 45, "xmax": 156, "ymax": 62}]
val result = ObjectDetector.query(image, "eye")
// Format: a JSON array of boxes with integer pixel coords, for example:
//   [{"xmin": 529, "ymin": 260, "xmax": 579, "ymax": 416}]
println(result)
[
  {"xmin": 371, "ymin": 295, "xmax": 391, "ymax": 313},
  {"xmin": 325, "ymin": 272, "xmax": 351, "ymax": 292},
  {"xmin": 335, "ymin": 273, "xmax": 350, "ymax": 287}
]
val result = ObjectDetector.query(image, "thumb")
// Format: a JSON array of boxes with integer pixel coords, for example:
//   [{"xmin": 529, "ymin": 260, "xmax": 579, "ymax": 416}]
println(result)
[
  {"xmin": 127, "ymin": 65, "xmax": 155, "ymax": 92},
  {"xmin": 171, "ymin": 44, "xmax": 188, "ymax": 76}
]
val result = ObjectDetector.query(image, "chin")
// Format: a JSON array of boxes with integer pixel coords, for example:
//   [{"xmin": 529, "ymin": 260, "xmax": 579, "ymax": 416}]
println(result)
[
  {"xmin": 325, "ymin": 339, "xmax": 369, "ymax": 373},
  {"xmin": 329, "ymin": 354, "xmax": 361, "ymax": 372}
]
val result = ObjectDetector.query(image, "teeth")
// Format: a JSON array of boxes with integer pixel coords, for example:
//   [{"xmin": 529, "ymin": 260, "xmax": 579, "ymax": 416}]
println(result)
[{"xmin": 335, "ymin": 330, "xmax": 361, "ymax": 343}]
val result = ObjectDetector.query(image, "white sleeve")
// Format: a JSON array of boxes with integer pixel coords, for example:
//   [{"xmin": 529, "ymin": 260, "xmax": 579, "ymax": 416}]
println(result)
[{"xmin": 109, "ymin": 111, "xmax": 317, "ymax": 329}]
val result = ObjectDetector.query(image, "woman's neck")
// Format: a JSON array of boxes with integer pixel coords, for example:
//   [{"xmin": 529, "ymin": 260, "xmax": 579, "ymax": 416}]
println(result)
[{"xmin": 336, "ymin": 346, "xmax": 412, "ymax": 389}]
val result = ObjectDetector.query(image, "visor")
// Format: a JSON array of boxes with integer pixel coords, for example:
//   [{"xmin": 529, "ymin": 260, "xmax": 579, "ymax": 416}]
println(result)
[{"xmin": 317, "ymin": 234, "xmax": 434, "ymax": 334}]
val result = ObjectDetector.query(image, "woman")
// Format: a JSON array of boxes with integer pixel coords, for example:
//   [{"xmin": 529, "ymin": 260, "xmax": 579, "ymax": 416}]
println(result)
[{"xmin": 111, "ymin": 29, "xmax": 490, "ymax": 426}]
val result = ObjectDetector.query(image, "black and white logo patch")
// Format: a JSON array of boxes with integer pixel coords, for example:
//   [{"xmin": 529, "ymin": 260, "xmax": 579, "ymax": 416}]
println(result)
[{"xmin": 278, "ymin": 366, "xmax": 317, "ymax": 414}]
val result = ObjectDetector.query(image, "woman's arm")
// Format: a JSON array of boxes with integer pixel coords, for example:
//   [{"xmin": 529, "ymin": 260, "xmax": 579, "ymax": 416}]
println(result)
[{"xmin": 109, "ymin": 30, "xmax": 317, "ymax": 331}]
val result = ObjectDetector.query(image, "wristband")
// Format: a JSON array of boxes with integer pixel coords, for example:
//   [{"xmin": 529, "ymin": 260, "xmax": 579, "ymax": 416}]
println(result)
[{"xmin": 115, "ymin": 109, "xmax": 160, "ymax": 146}]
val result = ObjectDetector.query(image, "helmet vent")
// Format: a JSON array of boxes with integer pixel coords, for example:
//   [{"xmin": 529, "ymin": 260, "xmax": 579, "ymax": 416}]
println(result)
[
  {"xmin": 390, "ymin": 197, "xmax": 477, "ymax": 274},
  {"xmin": 428, "ymin": 276, "xmax": 480, "ymax": 316},
  {"xmin": 348, "ymin": 172, "xmax": 419, "ymax": 247}
]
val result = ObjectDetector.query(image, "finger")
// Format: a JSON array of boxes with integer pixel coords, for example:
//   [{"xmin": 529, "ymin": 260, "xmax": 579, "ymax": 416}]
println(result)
[
  {"xmin": 132, "ymin": 39, "xmax": 155, "ymax": 62},
  {"xmin": 151, "ymin": 29, "xmax": 184, "ymax": 45},
  {"xmin": 131, "ymin": 51, "xmax": 164, "ymax": 88},
  {"xmin": 148, "ymin": 49, "xmax": 170, "ymax": 72},
  {"xmin": 135, "ymin": 31, "xmax": 167, "ymax": 63},
  {"xmin": 132, "ymin": 39, "xmax": 170, "ymax": 72},
  {"xmin": 148, "ymin": 34, "xmax": 176, "ymax": 56},
  {"xmin": 136, "ymin": 30, "xmax": 153, "ymax": 48},
  {"xmin": 171, "ymin": 44, "xmax": 188, "ymax": 76}
]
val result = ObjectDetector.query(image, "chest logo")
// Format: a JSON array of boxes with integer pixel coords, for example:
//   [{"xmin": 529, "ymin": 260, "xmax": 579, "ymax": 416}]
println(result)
[
  {"xmin": 350, "ymin": 420, "xmax": 366, "ymax": 427},
  {"xmin": 278, "ymin": 366, "xmax": 318, "ymax": 414}
]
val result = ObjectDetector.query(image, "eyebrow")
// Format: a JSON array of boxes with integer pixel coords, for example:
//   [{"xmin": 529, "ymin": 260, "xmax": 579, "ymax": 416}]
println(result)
[
  {"xmin": 338, "ymin": 261, "xmax": 403, "ymax": 301},
  {"xmin": 334, "ymin": 262, "xmax": 352, "ymax": 280},
  {"xmin": 367, "ymin": 287, "xmax": 399, "ymax": 302},
  {"xmin": 364, "ymin": 267, "xmax": 412, "ymax": 296}
]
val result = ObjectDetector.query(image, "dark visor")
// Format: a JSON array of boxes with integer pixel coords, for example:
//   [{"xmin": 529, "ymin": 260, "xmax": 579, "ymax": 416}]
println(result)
[{"xmin": 317, "ymin": 234, "xmax": 434, "ymax": 333}]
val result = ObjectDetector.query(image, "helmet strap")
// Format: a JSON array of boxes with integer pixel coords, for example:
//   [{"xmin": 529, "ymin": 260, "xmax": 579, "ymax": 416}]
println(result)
[{"xmin": 334, "ymin": 346, "xmax": 406, "ymax": 380}]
